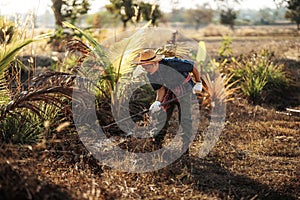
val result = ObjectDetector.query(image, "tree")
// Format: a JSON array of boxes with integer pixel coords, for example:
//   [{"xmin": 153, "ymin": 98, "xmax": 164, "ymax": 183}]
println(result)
[
  {"xmin": 150, "ymin": 5, "xmax": 163, "ymax": 26},
  {"xmin": 86, "ymin": 11, "xmax": 120, "ymax": 28},
  {"xmin": 106, "ymin": 0, "xmax": 162, "ymax": 30},
  {"xmin": 52, "ymin": 0, "xmax": 64, "ymax": 27},
  {"xmin": 184, "ymin": 5, "xmax": 214, "ymax": 30},
  {"xmin": 50, "ymin": 0, "xmax": 91, "ymax": 51},
  {"xmin": 51, "ymin": 0, "xmax": 91, "ymax": 29},
  {"xmin": 273, "ymin": 0, "xmax": 300, "ymax": 29},
  {"xmin": 285, "ymin": 0, "xmax": 300, "ymax": 30},
  {"xmin": 220, "ymin": 8, "xmax": 237, "ymax": 30},
  {"xmin": 213, "ymin": 0, "xmax": 238, "ymax": 29},
  {"xmin": 136, "ymin": 2, "xmax": 162, "ymax": 26},
  {"xmin": 258, "ymin": 8, "xmax": 275, "ymax": 24},
  {"xmin": 106, "ymin": 0, "xmax": 137, "ymax": 30},
  {"xmin": 165, "ymin": 9, "xmax": 186, "ymax": 23}
]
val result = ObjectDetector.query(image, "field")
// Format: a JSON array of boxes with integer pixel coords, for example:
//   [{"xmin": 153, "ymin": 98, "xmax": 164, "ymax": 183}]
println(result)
[{"xmin": 0, "ymin": 25, "xmax": 299, "ymax": 200}]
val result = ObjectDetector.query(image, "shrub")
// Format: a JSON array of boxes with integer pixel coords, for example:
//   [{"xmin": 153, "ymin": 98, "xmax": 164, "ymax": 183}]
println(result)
[
  {"xmin": 218, "ymin": 36, "xmax": 233, "ymax": 58},
  {"xmin": 228, "ymin": 49, "xmax": 289, "ymax": 103},
  {"xmin": 0, "ymin": 18, "xmax": 74, "ymax": 144},
  {"xmin": 0, "ymin": 113, "xmax": 44, "ymax": 144}
]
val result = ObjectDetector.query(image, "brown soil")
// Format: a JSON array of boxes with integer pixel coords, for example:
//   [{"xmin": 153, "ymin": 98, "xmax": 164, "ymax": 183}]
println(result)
[
  {"xmin": 1, "ymin": 100, "xmax": 299, "ymax": 200},
  {"xmin": 1, "ymin": 33, "xmax": 299, "ymax": 200}
]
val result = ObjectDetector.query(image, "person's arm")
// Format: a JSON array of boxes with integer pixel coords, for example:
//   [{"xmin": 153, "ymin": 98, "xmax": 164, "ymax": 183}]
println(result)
[
  {"xmin": 192, "ymin": 64, "xmax": 203, "ymax": 94},
  {"xmin": 156, "ymin": 86, "xmax": 166, "ymax": 102},
  {"xmin": 192, "ymin": 64, "xmax": 201, "ymax": 83},
  {"xmin": 149, "ymin": 86, "xmax": 165, "ymax": 113}
]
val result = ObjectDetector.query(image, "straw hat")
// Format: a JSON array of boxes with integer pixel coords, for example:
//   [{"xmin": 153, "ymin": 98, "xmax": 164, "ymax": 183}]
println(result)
[{"xmin": 133, "ymin": 49, "xmax": 164, "ymax": 64}]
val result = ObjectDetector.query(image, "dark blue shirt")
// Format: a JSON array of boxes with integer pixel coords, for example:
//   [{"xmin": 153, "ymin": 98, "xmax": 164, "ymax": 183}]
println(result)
[{"xmin": 147, "ymin": 57, "xmax": 194, "ymax": 91}]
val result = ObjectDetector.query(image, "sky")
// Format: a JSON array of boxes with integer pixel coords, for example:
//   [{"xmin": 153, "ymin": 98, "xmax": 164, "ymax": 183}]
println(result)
[{"xmin": 0, "ymin": 0, "xmax": 278, "ymax": 16}]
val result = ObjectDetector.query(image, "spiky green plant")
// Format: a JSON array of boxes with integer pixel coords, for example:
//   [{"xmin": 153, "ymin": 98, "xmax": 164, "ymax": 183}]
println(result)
[
  {"xmin": 0, "ymin": 20, "xmax": 79, "ymax": 143},
  {"xmin": 63, "ymin": 21, "xmax": 146, "ymax": 89},
  {"xmin": 0, "ymin": 31, "xmax": 51, "ymax": 104},
  {"xmin": 63, "ymin": 21, "xmax": 148, "ymax": 117},
  {"xmin": 191, "ymin": 41, "xmax": 239, "ymax": 108},
  {"xmin": 0, "ymin": 70, "xmax": 77, "ymax": 143},
  {"xmin": 229, "ymin": 49, "xmax": 289, "ymax": 103},
  {"xmin": 239, "ymin": 64, "xmax": 268, "ymax": 102},
  {"xmin": 218, "ymin": 36, "xmax": 233, "ymax": 58},
  {"xmin": 0, "ymin": 112, "xmax": 44, "ymax": 144}
]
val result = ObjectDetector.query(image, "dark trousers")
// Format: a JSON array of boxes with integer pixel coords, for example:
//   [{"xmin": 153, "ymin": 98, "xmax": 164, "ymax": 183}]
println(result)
[{"xmin": 153, "ymin": 93, "xmax": 192, "ymax": 153}]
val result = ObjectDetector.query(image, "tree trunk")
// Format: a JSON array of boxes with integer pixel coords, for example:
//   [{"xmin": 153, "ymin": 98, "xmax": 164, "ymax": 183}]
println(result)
[
  {"xmin": 122, "ymin": 19, "xmax": 128, "ymax": 31},
  {"xmin": 230, "ymin": 22, "xmax": 234, "ymax": 30},
  {"xmin": 51, "ymin": 0, "xmax": 64, "ymax": 28}
]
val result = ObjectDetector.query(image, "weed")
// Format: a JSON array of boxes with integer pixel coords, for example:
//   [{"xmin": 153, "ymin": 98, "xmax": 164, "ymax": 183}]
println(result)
[
  {"xmin": 218, "ymin": 36, "xmax": 233, "ymax": 58},
  {"xmin": 225, "ymin": 49, "xmax": 289, "ymax": 104},
  {"xmin": 0, "ymin": 112, "xmax": 44, "ymax": 144},
  {"xmin": 0, "ymin": 18, "xmax": 75, "ymax": 144}
]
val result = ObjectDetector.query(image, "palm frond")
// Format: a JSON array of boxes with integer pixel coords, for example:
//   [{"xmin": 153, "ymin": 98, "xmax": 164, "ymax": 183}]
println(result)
[
  {"xmin": 0, "ymin": 76, "xmax": 10, "ymax": 104},
  {"xmin": 156, "ymin": 43, "xmax": 190, "ymax": 58},
  {"xmin": 63, "ymin": 21, "xmax": 111, "ymax": 68},
  {"xmin": 1, "ymin": 71, "xmax": 76, "ymax": 120},
  {"xmin": 202, "ymin": 72, "xmax": 240, "ymax": 107},
  {"xmin": 0, "ymin": 39, "xmax": 33, "ymax": 74},
  {"xmin": 0, "ymin": 33, "xmax": 51, "ymax": 72},
  {"xmin": 64, "ymin": 21, "xmax": 152, "ymax": 100},
  {"xmin": 0, "ymin": 33, "xmax": 51, "ymax": 105},
  {"xmin": 106, "ymin": 27, "xmax": 147, "ymax": 83},
  {"xmin": 66, "ymin": 39, "xmax": 92, "ymax": 65}
]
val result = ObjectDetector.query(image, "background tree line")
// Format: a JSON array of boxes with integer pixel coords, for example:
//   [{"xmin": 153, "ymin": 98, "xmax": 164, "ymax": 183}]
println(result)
[
  {"xmin": 50, "ymin": 0, "xmax": 300, "ymax": 31},
  {"xmin": 45, "ymin": 0, "xmax": 300, "ymax": 51}
]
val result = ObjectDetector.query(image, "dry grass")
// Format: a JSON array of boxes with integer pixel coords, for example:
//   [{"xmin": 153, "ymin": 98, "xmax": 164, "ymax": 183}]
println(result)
[
  {"xmin": 1, "ymin": 99, "xmax": 299, "ymax": 199},
  {"xmin": 181, "ymin": 24, "xmax": 299, "ymax": 38},
  {"xmin": 180, "ymin": 24, "xmax": 300, "ymax": 60},
  {"xmin": 0, "ymin": 26, "xmax": 299, "ymax": 200}
]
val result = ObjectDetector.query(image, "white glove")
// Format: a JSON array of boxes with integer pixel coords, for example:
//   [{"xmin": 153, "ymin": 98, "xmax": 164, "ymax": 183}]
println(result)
[
  {"xmin": 193, "ymin": 82, "xmax": 203, "ymax": 94},
  {"xmin": 149, "ymin": 101, "xmax": 161, "ymax": 113}
]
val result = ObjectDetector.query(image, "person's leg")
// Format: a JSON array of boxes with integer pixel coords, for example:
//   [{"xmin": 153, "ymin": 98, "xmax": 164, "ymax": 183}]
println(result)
[
  {"xmin": 151, "ymin": 103, "xmax": 175, "ymax": 146},
  {"xmin": 178, "ymin": 93, "xmax": 192, "ymax": 155}
]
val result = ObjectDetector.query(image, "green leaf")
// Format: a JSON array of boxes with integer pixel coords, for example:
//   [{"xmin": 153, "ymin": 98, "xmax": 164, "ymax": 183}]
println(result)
[
  {"xmin": 196, "ymin": 41, "xmax": 206, "ymax": 64},
  {"xmin": 106, "ymin": 27, "xmax": 146, "ymax": 83},
  {"xmin": 0, "ymin": 32, "xmax": 51, "ymax": 105}
]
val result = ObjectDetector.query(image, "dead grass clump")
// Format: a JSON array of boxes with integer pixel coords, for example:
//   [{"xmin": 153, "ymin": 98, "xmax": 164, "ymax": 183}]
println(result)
[
  {"xmin": 234, "ymin": 26, "xmax": 299, "ymax": 37},
  {"xmin": 201, "ymin": 24, "xmax": 234, "ymax": 37},
  {"xmin": 235, "ymin": 27, "xmax": 263, "ymax": 37}
]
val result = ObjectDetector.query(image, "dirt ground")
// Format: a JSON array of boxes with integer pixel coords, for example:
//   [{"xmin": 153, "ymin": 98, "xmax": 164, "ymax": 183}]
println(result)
[{"xmin": 0, "ymin": 28, "xmax": 299, "ymax": 200}]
